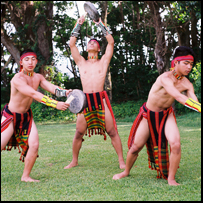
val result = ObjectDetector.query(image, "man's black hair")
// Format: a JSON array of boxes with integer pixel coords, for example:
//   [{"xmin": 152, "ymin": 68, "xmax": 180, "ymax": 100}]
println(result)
[{"xmin": 173, "ymin": 46, "xmax": 196, "ymax": 66}]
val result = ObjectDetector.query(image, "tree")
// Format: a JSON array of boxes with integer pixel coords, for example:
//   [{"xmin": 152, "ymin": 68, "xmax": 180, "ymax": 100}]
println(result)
[
  {"xmin": 147, "ymin": 1, "xmax": 168, "ymax": 74},
  {"xmin": 146, "ymin": 1, "xmax": 201, "ymax": 74},
  {"xmin": 1, "ymin": 1, "xmax": 201, "ymax": 105},
  {"xmin": 1, "ymin": 1, "xmax": 54, "ymax": 74},
  {"xmin": 172, "ymin": 1, "xmax": 201, "ymax": 58}
]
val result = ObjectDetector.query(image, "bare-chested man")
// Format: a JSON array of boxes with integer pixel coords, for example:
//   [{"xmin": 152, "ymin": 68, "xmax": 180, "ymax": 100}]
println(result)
[
  {"xmin": 64, "ymin": 16, "xmax": 125, "ymax": 169},
  {"xmin": 1, "ymin": 49, "xmax": 72, "ymax": 182},
  {"xmin": 113, "ymin": 46, "xmax": 201, "ymax": 186}
]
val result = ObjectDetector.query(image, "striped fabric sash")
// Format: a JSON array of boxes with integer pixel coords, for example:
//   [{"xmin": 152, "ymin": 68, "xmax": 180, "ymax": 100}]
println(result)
[
  {"xmin": 1, "ymin": 104, "xmax": 33, "ymax": 162},
  {"xmin": 83, "ymin": 91, "xmax": 117, "ymax": 140},
  {"xmin": 1, "ymin": 108, "xmax": 13, "ymax": 133},
  {"xmin": 128, "ymin": 102, "xmax": 177, "ymax": 180}
]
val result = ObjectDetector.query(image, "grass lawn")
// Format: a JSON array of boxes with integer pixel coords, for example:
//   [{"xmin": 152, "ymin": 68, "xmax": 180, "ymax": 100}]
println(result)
[{"xmin": 1, "ymin": 112, "xmax": 201, "ymax": 201}]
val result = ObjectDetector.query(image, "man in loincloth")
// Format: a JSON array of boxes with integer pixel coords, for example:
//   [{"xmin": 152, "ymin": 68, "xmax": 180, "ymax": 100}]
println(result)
[
  {"xmin": 64, "ymin": 16, "xmax": 125, "ymax": 169},
  {"xmin": 113, "ymin": 46, "xmax": 201, "ymax": 186},
  {"xmin": 1, "ymin": 49, "xmax": 72, "ymax": 182}
]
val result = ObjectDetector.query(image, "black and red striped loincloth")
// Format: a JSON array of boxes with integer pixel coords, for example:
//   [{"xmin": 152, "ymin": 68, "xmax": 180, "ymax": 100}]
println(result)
[
  {"xmin": 128, "ymin": 102, "xmax": 177, "ymax": 179},
  {"xmin": 1, "ymin": 104, "xmax": 33, "ymax": 162}
]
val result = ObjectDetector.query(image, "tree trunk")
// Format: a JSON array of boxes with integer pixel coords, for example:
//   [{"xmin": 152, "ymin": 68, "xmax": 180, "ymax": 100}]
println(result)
[
  {"xmin": 104, "ymin": 66, "xmax": 112, "ymax": 102},
  {"xmin": 191, "ymin": 9, "xmax": 199, "ymax": 58},
  {"xmin": 176, "ymin": 22, "xmax": 190, "ymax": 46},
  {"xmin": 1, "ymin": 30, "xmax": 20, "ymax": 67},
  {"xmin": 36, "ymin": 2, "xmax": 53, "ymax": 67},
  {"xmin": 148, "ymin": 1, "xmax": 167, "ymax": 75},
  {"xmin": 37, "ymin": 19, "xmax": 51, "ymax": 61},
  {"xmin": 1, "ymin": 55, "xmax": 12, "ymax": 74}
]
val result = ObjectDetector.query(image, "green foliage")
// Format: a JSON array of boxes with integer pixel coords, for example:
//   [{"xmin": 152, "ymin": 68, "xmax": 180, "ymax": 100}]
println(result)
[
  {"xmin": 31, "ymin": 102, "xmax": 76, "ymax": 123},
  {"xmin": 1, "ymin": 70, "xmax": 15, "ymax": 104},
  {"xmin": 43, "ymin": 65, "xmax": 68, "ymax": 87},
  {"xmin": 2, "ymin": 95, "xmax": 200, "ymax": 124},
  {"xmin": 1, "ymin": 1, "xmax": 201, "ymax": 107},
  {"xmin": 111, "ymin": 100, "xmax": 146, "ymax": 119},
  {"xmin": 1, "ymin": 101, "xmax": 76, "ymax": 124},
  {"xmin": 0, "ymin": 87, "xmax": 9, "ymax": 104},
  {"xmin": 173, "ymin": 1, "xmax": 201, "ymax": 20},
  {"xmin": 174, "ymin": 101, "xmax": 191, "ymax": 116},
  {"xmin": 106, "ymin": 2, "xmax": 159, "ymax": 102},
  {"xmin": 63, "ymin": 77, "xmax": 82, "ymax": 90},
  {"xmin": 189, "ymin": 62, "xmax": 201, "ymax": 102}
]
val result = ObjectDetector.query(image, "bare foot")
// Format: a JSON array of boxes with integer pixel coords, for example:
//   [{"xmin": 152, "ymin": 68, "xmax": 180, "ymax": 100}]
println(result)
[
  {"xmin": 168, "ymin": 179, "xmax": 180, "ymax": 186},
  {"xmin": 64, "ymin": 161, "xmax": 78, "ymax": 169},
  {"xmin": 113, "ymin": 171, "xmax": 129, "ymax": 180},
  {"xmin": 21, "ymin": 176, "xmax": 40, "ymax": 182}
]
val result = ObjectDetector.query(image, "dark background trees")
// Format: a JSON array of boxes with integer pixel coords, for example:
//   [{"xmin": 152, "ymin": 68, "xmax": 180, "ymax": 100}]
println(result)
[{"xmin": 1, "ymin": 1, "xmax": 201, "ymax": 104}]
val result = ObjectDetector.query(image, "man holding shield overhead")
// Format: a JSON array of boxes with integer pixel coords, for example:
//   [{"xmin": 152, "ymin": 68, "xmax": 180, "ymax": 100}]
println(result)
[
  {"xmin": 1, "ymin": 48, "xmax": 72, "ymax": 182},
  {"xmin": 64, "ymin": 8, "xmax": 125, "ymax": 169}
]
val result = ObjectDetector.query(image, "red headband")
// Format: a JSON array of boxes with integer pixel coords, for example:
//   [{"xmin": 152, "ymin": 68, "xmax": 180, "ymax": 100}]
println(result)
[
  {"xmin": 20, "ymin": 52, "xmax": 37, "ymax": 61},
  {"xmin": 171, "ymin": 55, "xmax": 194, "ymax": 68},
  {"xmin": 88, "ymin": 39, "xmax": 100, "ymax": 49}
]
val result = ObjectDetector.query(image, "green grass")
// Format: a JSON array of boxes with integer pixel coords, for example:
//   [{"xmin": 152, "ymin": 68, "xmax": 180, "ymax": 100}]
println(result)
[{"xmin": 1, "ymin": 112, "xmax": 201, "ymax": 201}]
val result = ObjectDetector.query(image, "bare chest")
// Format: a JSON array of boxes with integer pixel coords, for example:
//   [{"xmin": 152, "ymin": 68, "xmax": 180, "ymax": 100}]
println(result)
[
  {"xmin": 152, "ymin": 79, "xmax": 188, "ymax": 99},
  {"xmin": 79, "ymin": 62, "xmax": 106, "ymax": 79},
  {"xmin": 173, "ymin": 80, "xmax": 187, "ymax": 93},
  {"xmin": 26, "ymin": 76, "xmax": 40, "ymax": 90}
]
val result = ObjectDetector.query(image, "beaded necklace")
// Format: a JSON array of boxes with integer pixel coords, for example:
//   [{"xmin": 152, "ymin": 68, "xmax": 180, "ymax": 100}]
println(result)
[
  {"xmin": 21, "ymin": 69, "xmax": 34, "ymax": 77},
  {"xmin": 171, "ymin": 68, "xmax": 184, "ymax": 80},
  {"xmin": 88, "ymin": 56, "xmax": 98, "ymax": 59}
]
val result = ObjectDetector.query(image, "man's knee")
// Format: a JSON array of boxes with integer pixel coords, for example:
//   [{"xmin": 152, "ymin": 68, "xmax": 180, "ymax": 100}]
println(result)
[
  {"xmin": 130, "ymin": 144, "xmax": 140, "ymax": 155},
  {"xmin": 106, "ymin": 127, "xmax": 117, "ymax": 138},
  {"xmin": 75, "ymin": 128, "xmax": 85, "ymax": 139},
  {"xmin": 170, "ymin": 142, "xmax": 181, "ymax": 154},
  {"xmin": 29, "ymin": 142, "xmax": 39, "ymax": 153}
]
